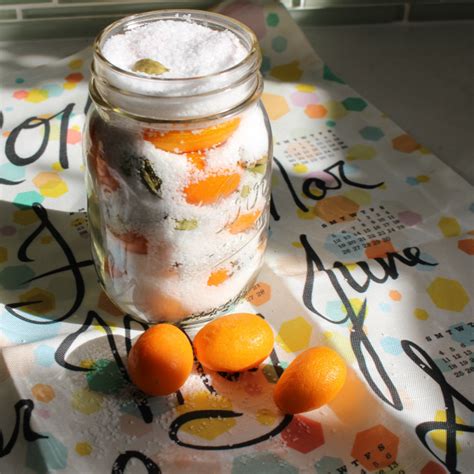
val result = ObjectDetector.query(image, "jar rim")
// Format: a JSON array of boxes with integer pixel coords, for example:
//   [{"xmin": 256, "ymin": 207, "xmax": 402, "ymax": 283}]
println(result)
[
  {"xmin": 93, "ymin": 9, "xmax": 259, "ymax": 84},
  {"xmin": 89, "ymin": 72, "xmax": 263, "ymax": 125}
]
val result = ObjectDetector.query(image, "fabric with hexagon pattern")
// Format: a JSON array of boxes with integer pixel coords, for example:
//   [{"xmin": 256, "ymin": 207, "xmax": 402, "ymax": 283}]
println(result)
[{"xmin": 0, "ymin": 1, "xmax": 472, "ymax": 473}]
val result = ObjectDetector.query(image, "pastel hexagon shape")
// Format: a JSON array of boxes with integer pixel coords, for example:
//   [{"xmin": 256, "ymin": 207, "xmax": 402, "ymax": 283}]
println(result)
[
  {"xmin": 427, "ymin": 277, "xmax": 469, "ymax": 312},
  {"xmin": 19, "ymin": 287, "xmax": 56, "ymax": 315},
  {"xmin": 380, "ymin": 336, "xmax": 403, "ymax": 355},
  {"xmin": 34, "ymin": 344, "xmax": 55, "ymax": 367},
  {"xmin": 255, "ymin": 408, "xmax": 277, "ymax": 426},
  {"xmin": 365, "ymin": 240, "xmax": 397, "ymax": 259},
  {"xmin": 315, "ymin": 456, "xmax": 346, "ymax": 474},
  {"xmin": 26, "ymin": 433, "xmax": 67, "ymax": 472},
  {"xmin": 33, "ymin": 172, "xmax": 68, "ymax": 198},
  {"xmin": 324, "ymin": 100, "xmax": 348, "ymax": 120},
  {"xmin": 261, "ymin": 93, "xmax": 289, "ymax": 120},
  {"xmin": 430, "ymin": 410, "xmax": 465, "ymax": 453},
  {"xmin": 0, "ymin": 265, "xmax": 35, "ymax": 290},
  {"xmin": 360, "ymin": 126, "xmax": 384, "ymax": 141},
  {"xmin": 314, "ymin": 195, "xmax": 359, "ymax": 223},
  {"xmin": 398, "ymin": 210, "xmax": 422, "ymax": 226},
  {"xmin": 0, "ymin": 162, "xmax": 25, "ymax": 182},
  {"xmin": 276, "ymin": 316, "xmax": 312, "ymax": 353},
  {"xmin": 323, "ymin": 64, "xmax": 345, "ymax": 84},
  {"xmin": 414, "ymin": 308, "xmax": 429, "ymax": 320},
  {"xmin": 26, "ymin": 89, "xmax": 48, "ymax": 103},
  {"xmin": 458, "ymin": 238, "xmax": 474, "ymax": 255},
  {"xmin": 13, "ymin": 191, "xmax": 44, "ymax": 208},
  {"xmin": 346, "ymin": 144, "xmax": 376, "ymax": 161},
  {"xmin": 176, "ymin": 391, "xmax": 236, "ymax": 440},
  {"xmin": 13, "ymin": 208, "xmax": 39, "ymax": 225},
  {"xmin": 71, "ymin": 388, "xmax": 103, "ymax": 414},
  {"xmin": 266, "ymin": 12, "xmax": 279, "ymax": 27},
  {"xmin": 438, "ymin": 216, "xmax": 461, "ymax": 237},
  {"xmin": 232, "ymin": 453, "xmax": 298, "ymax": 474},
  {"xmin": 86, "ymin": 359, "xmax": 126, "ymax": 395},
  {"xmin": 392, "ymin": 134, "xmax": 420, "ymax": 153},
  {"xmin": 75, "ymin": 442, "xmax": 92, "ymax": 456},
  {"xmin": 305, "ymin": 104, "xmax": 327, "ymax": 118},
  {"xmin": 32, "ymin": 383, "xmax": 55, "ymax": 403},
  {"xmin": 351, "ymin": 424, "xmax": 399, "ymax": 470},
  {"xmin": 421, "ymin": 461, "xmax": 448, "ymax": 474},
  {"xmin": 281, "ymin": 415, "xmax": 324, "ymax": 453},
  {"xmin": 290, "ymin": 91, "xmax": 318, "ymax": 107},
  {"xmin": 296, "ymin": 83, "xmax": 316, "ymax": 92},
  {"xmin": 342, "ymin": 97, "xmax": 367, "ymax": 112},
  {"xmin": 270, "ymin": 60, "xmax": 303, "ymax": 82}
]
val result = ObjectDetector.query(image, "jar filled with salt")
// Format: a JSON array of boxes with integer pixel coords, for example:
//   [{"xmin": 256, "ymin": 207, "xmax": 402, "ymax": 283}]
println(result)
[{"xmin": 85, "ymin": 10, "xmax": 272, "ymax": 325}]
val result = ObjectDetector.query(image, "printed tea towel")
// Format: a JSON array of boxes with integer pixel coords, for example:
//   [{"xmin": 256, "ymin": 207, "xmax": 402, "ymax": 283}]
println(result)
[{"xmin": 0, "ymin": 1, "xmax": 473, "ymax": 473}]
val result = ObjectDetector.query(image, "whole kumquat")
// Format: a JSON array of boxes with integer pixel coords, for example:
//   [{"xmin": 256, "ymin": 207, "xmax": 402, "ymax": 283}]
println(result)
[
  {"xmin": 194, "ymin": 313, "xmax": 274, "ymax": 373},
  {"xmin": 273, "ymin": 346, "xmax": 347, "ymax": 414},
  {"xmin": 128, "ymin": 324, "xmax": 193, "ymax": 396}
]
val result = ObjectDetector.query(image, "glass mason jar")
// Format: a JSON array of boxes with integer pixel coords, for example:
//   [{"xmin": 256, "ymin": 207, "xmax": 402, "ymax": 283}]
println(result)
[{"xmin": 84, "ymin": 10, "xmax": 272, "ymax": 325}]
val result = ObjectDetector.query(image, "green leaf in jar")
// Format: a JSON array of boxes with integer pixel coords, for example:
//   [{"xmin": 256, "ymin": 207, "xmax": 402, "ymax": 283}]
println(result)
[
  {"xmin": 132, "ymin": 58, "xmax": 169, "ymax": 75},
  {"xmin": 242, "ymin": 155, "xmax": 267, "ymax": 175},
  {"xmin": 249, "ymin": 159, "xmax": 267, "ymax": 174},
  {"xmin": 241, "ymin": 185, "xmax": 251, "ymax": 198},
  {"xmin": 140, "ymin": 158, "xmax": 162, "ymax": 197},
  {"xmin": 175, "ymin": 219, "xmax": 198, "ymax": 231}
]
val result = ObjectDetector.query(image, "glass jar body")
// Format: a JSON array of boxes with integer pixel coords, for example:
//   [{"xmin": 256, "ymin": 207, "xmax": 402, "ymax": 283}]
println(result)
[{"xmin": 84, "ymin": 101, "xmax": 272, "ymax": 324}]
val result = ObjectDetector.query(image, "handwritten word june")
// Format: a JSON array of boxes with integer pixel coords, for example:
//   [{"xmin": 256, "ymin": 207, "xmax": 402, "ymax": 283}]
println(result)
[{"xmin": 300, "ymin": 235, "xmax": 473, "ymax": 472}]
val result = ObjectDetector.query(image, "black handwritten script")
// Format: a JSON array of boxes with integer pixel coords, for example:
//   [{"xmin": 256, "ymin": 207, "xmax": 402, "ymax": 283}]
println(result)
[
  {"xmin": 0, "ymin": 400, "xmax": 47, "ymax": 458},
  {"xmin": 300, "ymin": 234, "xmax": 473, "ymax": 472},
  {"xmin": 55, "ymin": 309, "xmax": 155, "ymax": 424},
  {"xmin": 170, "ymin": 345, "xmax": 292, "ymax": 451},
  {"xmin": 4, "ymin": 104, "xmax": 75, "ymax": 171},
  {"xmin": 0, "ymin": 202, "xmax": 292, "ymax": 470},
  {"xmin": 402, "ymin": 341, "xmax": 474, "ymax": 474},
  {"xmin": 112, "ymin": 451, "xmax": 161, "ymax": 474},
  {"xmin": 5, "ymin": 203, "xmax": 94, "ymax": 324},
  {"xmin": 270, "ymin": 158, "xmax": 384, "ymax": 221}
]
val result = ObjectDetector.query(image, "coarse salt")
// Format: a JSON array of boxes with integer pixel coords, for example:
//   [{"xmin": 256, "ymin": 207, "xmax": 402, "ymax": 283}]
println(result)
[
  {"xmin": 95, "ymin": 15, "xmax": 260, "ymax": 118},
  {"xmin": 102, "ymin": 20, "xmax": 247, "ymax": 79}
]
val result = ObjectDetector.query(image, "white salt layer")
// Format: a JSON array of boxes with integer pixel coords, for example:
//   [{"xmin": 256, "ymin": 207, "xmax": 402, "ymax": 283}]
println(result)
[
  {"xmin": 96, "ymin": 16, "xmax": 259, "ymax": 118},
  {"xmin": 102, "ymin": 20, "xmax": 248, "ymax": 79}
]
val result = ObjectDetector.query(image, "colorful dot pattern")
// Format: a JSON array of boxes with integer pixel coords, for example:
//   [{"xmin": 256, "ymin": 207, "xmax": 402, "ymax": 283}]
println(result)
[{"xmin": 0, "ymin": 2, "xmax": 473, "ymax": 473}]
